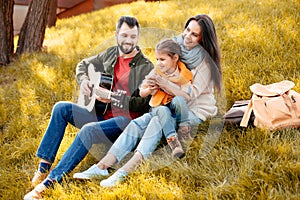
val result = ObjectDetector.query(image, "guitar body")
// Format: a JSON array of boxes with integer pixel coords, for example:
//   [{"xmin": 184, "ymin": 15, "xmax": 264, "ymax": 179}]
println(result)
[{"xmin": 77, "ymin": 64, "xmax": 113, "ymax": 112}]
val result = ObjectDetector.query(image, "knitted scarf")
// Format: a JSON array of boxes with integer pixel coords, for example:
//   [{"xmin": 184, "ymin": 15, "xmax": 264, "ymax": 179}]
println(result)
[{"xmin": 173, "ymin": 34, "xmax": 206, "ymax": 70}]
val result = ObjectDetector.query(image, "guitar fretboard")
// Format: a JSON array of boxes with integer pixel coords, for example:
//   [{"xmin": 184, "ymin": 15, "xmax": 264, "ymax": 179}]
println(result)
[{"xmin": 94, "ymin": 87, "xmax": 112, "ymax": 99}]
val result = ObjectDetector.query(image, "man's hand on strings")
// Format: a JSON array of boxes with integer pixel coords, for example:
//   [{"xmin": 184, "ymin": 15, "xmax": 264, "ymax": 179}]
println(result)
[{"xmin": 94, "ymin": 87, "xmax": 112, "ymax": 103}]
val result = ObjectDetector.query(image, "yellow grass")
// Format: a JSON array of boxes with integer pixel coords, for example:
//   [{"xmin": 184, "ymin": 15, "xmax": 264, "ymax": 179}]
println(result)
[{"xmin": 0, "ymin": 0, "xmax": 299, "ymax": 199}]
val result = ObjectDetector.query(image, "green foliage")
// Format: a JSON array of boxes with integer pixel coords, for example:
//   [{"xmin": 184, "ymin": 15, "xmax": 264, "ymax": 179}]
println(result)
[{"xmin": 0, "ymin": 0, "xmax": 299, "ymax": 199}]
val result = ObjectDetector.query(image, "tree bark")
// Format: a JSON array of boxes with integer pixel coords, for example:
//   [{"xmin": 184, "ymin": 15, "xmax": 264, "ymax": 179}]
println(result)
[
  {"xmin": 16, "ymin": 0, "xmax": 52, "ymax": 55},
  {"xmin": 0, "ymin": 0, "xmax": 8, "ymax": 66},
  {"xmin": 47, "ymin": 0, "xmax": 57, "ymax": 27},
  {"xmin": 0, "ymin": 0, "xmax": 14, "ymax": 66}
]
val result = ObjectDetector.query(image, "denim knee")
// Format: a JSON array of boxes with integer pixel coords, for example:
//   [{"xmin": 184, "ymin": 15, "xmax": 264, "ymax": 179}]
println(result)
[
  {"xmin": 171, "ymin": 96, "xmax": 187, "ymax": 109},
  {"xmin": 151, "ymin": 106, "xmax": 176, "ymax": 139},
  {"xmin": 52, "ymin": 101, "xmax": 72, "ymax": 113},
  {"xmin": 171, "ymin": 96, "xmax": 190, "ymax": 126},
  {"xmin": 52, "ymin": 101, "xmax": 73, "ymax": 121},
  {"xmin": 77, "ymin": 122, "xmax": 112, "ymax": 150},
  {"xmin": 77, "ymin": 123, "xmax": 97, "ymax": 149},
  {"xmin": 151, "ymin": 106, "xmax": 172, "ymax": 124}
]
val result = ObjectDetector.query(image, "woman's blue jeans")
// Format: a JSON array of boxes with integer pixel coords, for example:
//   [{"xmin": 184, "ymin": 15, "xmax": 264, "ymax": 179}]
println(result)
[{"xmin": 36, "ymin": 101, "xmax": 131, "ymax": 182}]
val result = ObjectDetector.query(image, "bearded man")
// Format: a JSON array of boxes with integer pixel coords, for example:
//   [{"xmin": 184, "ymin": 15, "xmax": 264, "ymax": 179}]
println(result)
[{"xmin": 24, "ymin": 16, "xmax": 153, "ymax": 200}]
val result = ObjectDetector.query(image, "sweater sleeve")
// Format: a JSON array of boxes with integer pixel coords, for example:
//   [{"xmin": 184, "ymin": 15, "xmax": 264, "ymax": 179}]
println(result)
[
  {"xmin": 190, "ymin": 58, "xmax": 212, "ymax": 99},
  {"xmin": 180, "ymin": 81, "xmax": 192, "ymax": 96}
]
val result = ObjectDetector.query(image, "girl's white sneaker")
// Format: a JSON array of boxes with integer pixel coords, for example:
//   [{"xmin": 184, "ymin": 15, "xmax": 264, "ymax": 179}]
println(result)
[
  {"xmin": 100, "ymin": 169, "xmax": 128, "ymax": 187},
  {"xmin": 73, "ymin": 164, "xmax": 109, "ymax": 179}
]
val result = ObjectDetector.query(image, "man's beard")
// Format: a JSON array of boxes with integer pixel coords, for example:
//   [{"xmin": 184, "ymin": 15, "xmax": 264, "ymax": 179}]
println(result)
[{"xmin": 118, "ymin": 42, "xmax": 136, "ymax": 54}]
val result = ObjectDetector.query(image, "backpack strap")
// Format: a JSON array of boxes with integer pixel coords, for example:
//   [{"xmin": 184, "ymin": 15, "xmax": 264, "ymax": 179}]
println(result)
[
  {"xmin": 240, "ymin": 98, "xmax": 253, "ymax": 127},
  {"xmin": 282, "ymin": 92, "xmax": 298, "ymax": 119}
]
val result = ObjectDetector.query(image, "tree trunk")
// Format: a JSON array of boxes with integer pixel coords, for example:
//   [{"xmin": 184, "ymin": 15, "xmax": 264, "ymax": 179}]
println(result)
[
  {"xmin": 16, "ymin": 0, "xmax": 52, "ymax": 55},
  {"xmin": 0, "ymin": 0, "xmax": 8, "ymax": 66},
  {"xmin": 47, "ymin": 0, "xmax": 57, "ymax": 27},
  {"xmin": 0, "ymin": 0, "xmax": 14, "ymax": 66}
]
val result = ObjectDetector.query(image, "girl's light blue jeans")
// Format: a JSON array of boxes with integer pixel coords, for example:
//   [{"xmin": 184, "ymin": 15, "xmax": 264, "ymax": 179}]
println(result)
[
  {"xmin": 108, "ymin": 112, "xmax": 163, "ymax": 162},
  {"xmin": 36, "ymin": 101, "xmax": 131, "ymax": 182},
  {"xmin": 152, "ymin": 96, "xmax": 202, "ymax": 139},
  {"xmin": 107, "ymin": 96, "xmax": 202, "ymax": 162}
]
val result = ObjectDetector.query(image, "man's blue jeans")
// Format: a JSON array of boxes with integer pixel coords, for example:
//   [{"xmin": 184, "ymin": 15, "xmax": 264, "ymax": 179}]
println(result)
[{"xmin": 36, "ymin": 101, "xmax": 131, "ymax": 182}]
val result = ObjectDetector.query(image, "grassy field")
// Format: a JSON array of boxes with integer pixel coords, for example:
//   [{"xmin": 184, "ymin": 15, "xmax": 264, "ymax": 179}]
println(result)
[{"xmin": 0, "ymin": 0, "xmax": 300, "ymax": 199}]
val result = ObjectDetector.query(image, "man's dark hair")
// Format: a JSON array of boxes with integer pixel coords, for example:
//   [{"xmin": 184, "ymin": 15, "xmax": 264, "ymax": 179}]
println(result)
[{"xmin": 116, "ymin": 16, "xmax": 140, "ymax": 33}]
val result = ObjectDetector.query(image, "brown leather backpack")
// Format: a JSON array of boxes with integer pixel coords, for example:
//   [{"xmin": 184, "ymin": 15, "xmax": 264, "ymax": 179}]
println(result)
[{"xmin": 240, "ymin": 80, "xmax": 300, "ymax": 130}]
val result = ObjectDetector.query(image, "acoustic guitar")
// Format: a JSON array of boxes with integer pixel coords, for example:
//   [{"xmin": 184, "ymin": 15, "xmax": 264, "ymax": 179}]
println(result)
[{"xmin": 77, "ymin": 64, "xmax": 126, "ymax": 112}]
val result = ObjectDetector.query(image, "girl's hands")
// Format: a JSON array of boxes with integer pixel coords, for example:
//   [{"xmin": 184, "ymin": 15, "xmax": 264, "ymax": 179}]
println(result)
[
  {"xmin": 146, "ymin": 74, "xmax": 168, "ymax": 90},
  {"xmin": 153, "ymin": 75, "xmax": 168, "ymax": 88},
  {"xmin": 145, "ymin": 74, "xmax": 166, "ymax": 89}
]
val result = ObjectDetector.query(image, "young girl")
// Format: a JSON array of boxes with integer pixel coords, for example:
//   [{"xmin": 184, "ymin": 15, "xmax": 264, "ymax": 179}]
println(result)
[{"xmin": 139, "ymin": 38, "xmax": 193, "ymax": 158}]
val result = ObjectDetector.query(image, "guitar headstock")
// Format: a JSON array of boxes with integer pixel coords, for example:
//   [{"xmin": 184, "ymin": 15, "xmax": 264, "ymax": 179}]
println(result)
[{"xmin": 111, "ymin": 90, "xmax": 127, "ymax": 108}]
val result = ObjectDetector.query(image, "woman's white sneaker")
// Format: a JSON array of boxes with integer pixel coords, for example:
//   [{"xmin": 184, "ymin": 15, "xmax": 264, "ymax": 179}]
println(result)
[{"xmin": 73, "ymin": 164, "xmax": 109, "ymax": 179}]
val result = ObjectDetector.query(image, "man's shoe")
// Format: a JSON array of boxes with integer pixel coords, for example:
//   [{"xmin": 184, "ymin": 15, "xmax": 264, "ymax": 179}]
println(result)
[
  {"xmin": 167, "ymin": 135, "xmax": 184, "ymax": 158},
  {"xmin": 100, "ymin": 169, "xmax": 128, "ymax": 187},
  {"xmin": 31, "ymin": 171, "xmax": 48, "ymax": 187},
  {"xmin": 73, "ymin": 164, "xmax": 109, "ymax": 179},
  {"xmin": 24, "ymin": 182, "xmax": 47, "ymax": 200}
]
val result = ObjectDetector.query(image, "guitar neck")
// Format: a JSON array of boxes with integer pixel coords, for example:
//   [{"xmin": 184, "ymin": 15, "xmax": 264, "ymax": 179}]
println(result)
[{"xmin": 94, "ymin": 87, "xmax": 112, "ymax": 99}]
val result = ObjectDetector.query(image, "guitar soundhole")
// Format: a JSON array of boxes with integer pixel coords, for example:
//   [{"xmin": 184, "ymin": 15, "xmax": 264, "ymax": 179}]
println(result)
[
  {"xmin": 89, "ymin": 84, "xmax": 94, "ymax": 97},
  {"xmin": 99, "ymin": 74, "xmax": 113, "ymax": 90}
]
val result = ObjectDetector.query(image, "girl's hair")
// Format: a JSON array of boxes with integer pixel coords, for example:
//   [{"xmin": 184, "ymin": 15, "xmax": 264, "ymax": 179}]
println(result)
[
  {"xmin": 185, "ymin": 14, "xmax": 222, "ymax": 91},
  {"xmin": 155, "ymin": 38, "xmax": 181, "ymax": 58}
]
